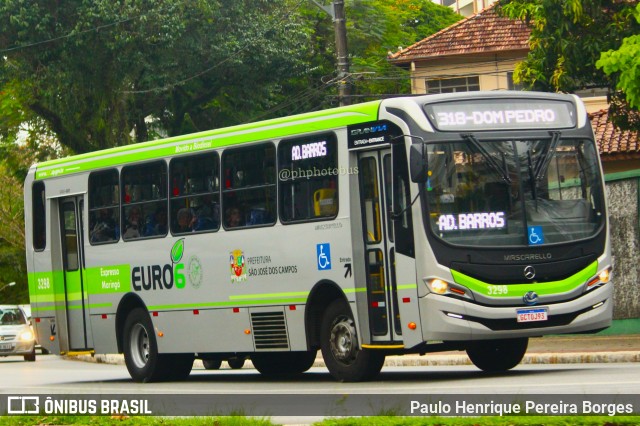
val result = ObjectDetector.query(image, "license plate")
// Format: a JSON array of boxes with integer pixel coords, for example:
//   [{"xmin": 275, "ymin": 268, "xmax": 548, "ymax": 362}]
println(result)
[
  {"xmin": 516, "ymin": 307, "xmax": 548, "ymax": 323},
  {"xmin": 0, "ymin": 343, "xmax": 13, "ymax": 350}
]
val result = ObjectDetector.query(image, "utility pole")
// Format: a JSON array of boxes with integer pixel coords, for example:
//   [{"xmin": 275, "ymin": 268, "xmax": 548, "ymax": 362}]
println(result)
[{"xmin": 311, "ymin": 0, "xmax": 351, "ymax": 106}]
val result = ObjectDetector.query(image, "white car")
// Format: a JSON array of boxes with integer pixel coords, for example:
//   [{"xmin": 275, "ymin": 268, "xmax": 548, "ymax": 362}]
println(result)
[{"xmin": 0, "ymin": 305, "xmax": 36, "ymax": 361}]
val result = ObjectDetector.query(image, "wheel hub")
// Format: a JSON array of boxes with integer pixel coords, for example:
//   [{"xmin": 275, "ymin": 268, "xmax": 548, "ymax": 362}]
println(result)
[
  {"xmin": 330, "ymin": 317, "xmax": 358, "ymax": 364},
  {"xmin": 129, "ymin": 323, "xmax": 150, "ymax": 368}
]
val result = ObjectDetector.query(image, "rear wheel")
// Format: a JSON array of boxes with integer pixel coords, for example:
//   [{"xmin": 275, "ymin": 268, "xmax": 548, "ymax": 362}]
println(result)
[
  {"xmin": 466, "ymin": 338, "xmax": 528, "ymax": 372},
  {"xmin": 202, "ymin": 359, "xmax": 222, "ymax": 370},
  {"xmin": 227, "ymin": 357, "xmax": 245, "ymax": 369},
  {"xmin": 123, "ymin": 308, "xmax": 193, "ymax": 382},
  {"xmin": 320, "ymin": 299, "xmax": 385, "ymax": 382},
  {"xmin": 251, "ymin": 351, "xmax": 316, "ymax": 376}
]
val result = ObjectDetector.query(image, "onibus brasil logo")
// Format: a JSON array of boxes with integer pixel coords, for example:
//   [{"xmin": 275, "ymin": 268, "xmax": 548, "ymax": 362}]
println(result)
[{"xmin": 131, "ymin": 239, "xmax": 202, "ymax": 291}]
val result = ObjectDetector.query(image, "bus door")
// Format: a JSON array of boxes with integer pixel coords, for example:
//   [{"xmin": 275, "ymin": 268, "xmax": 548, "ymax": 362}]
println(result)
[
  {"xmin": 358, "ymin": 149, "xmax": 402, "ymax": 343},
  {"xmin": 59, "ymin": 196, "xmax": 92, "ymax": 351}
]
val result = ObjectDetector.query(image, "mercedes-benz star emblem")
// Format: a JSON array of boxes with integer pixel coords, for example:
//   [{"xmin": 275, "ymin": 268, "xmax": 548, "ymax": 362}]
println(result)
[
  {"xmin": 523, "ymin": 291, "xmax": 539, "ymax": 305},
  {"xmin": 524, "ymin": 265, "xmax": 536, "ymax": 280}
]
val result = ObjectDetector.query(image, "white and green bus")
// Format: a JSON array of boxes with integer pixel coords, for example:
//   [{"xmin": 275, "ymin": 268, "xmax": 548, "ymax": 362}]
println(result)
[{"xmin": 24, "ymin": 91, "xmax": 612, "ymax": 382}]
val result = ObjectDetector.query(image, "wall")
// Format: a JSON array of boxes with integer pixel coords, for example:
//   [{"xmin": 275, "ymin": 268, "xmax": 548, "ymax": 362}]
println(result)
[
  {"xmin": 410, "ymin": 54, "xmax": 525, "ymax": 93},
  {"xmin": 605, "ymin": 173, "xmax": 640, "ymax": 319}
]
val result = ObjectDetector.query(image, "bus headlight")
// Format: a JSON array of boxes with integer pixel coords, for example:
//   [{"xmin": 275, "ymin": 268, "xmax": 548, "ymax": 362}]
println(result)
[
  {"xmin": 425, "ymin": 278, "xmax": 471, "ymax": 299},
  {"xmin": 19, "ymin": 330, "xmax": 34, "ymax": 341},
  {"xmin": 429, "ymin": 279, "xmax": 449, "ymax": 294},
  {"xmin": 586, "ymin": 267, "xmax": 612, "ymax": 290}
]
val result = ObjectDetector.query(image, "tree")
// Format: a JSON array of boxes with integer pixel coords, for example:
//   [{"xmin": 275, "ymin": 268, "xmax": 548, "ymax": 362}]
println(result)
[
  {"xmin": 597, "ymin": 4, "xmax": 640, "ymax": 112},
  {"xmin": 0, "ymin": 0, "xmax": 312, "ymax": 154},
  {"xmin": 346, "ymin": 0, "xmax": 462, "ymax": 100},
  {"xmin": 498, "ymin": 0, "xmax": 640, "ymax": 129}
]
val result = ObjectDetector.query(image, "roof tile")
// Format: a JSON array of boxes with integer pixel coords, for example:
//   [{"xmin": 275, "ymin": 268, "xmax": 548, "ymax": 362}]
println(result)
[
  {"xmin": 590, "ymin": 109, "xmax": 640, "ymax": 159},
  {"xmin": 389, "ymin": 4, "xmax": 530, "ymax": 63}
]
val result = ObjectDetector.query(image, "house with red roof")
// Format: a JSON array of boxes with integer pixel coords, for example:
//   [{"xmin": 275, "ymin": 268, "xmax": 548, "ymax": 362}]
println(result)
[{"xmin": 388, "ymin": 3, "xmax": 638, "ymax": 173}]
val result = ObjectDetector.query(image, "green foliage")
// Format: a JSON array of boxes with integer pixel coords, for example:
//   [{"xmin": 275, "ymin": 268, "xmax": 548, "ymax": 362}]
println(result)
[
  {"xmin": 499, "ymin": 0, "xmax": 640, "ymax": 131},
  {"xmin": 346, "ymin": 0, "xmax": 462, "ymax": 100},
  {"xmin": 597, "ymin": 4, "xmax": 640, "ymax": 109},
  {"xmin": 0, "ymin": 0, "xmax": 312, "ymax": 153},
  {"xmin": 499, "ymin": 0, "xmax": 639, "ymax": 93}
]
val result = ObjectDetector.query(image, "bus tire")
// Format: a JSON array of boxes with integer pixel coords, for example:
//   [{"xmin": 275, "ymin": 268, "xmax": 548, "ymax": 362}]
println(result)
[
  {"xmin": 320, "ymin": 299, "xmax": 385, "ymax": 382},
  {"xmin": 24, "ymin": 349, "xmax": 36, "ymax": 362},
  {"xmin": 227, "ymin": 357, "xmax": 245, "ymax": 369},
  {"xmin": 165, "ymin": 353, "xmax": 194, "ymax": 380},
  {"xmin": 123, "ymin": 308, "xmax": 173, "ymax": 382},
  {"xmin": 202, "ymin": 359, "xmax": 222, "ymax": 370},
  {"xmin": 466, "ymin": 337, "xmax": 528, "ymax": 372},
  {"xmin": 251, "ymin": 351, "xmax": 316, "ymax": 376}
]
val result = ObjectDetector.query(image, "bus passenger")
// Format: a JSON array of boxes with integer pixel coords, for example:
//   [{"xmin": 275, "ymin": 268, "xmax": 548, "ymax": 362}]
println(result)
[
  {"xmin": 143, "ymin": 207, "xmax": 168, "ymax": 236},
  {"xmin": 225, "ymin": 207, "xmax": 243, "ymax": 228},
  {"xmin": 123, "ymin": 206, "xmax": 142, "ymax": 239},
  {"xmin": 90, "ymin": 209, "xmax": 118, "ymax": 243},
  {"xmin": 176, "ymin": 208, "xmax": 194, "ymax": 233}
]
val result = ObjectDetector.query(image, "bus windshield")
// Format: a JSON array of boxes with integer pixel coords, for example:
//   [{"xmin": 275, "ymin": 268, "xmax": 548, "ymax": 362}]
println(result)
[{"xmin": 425, "ymin": 135, "xmax": 604, "ymax": 247}]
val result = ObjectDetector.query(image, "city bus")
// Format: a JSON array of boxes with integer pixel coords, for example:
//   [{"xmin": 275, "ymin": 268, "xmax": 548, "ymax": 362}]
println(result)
[{"xmin": 24, "ymin": 91, "xmax": 612, "ymax": 382}]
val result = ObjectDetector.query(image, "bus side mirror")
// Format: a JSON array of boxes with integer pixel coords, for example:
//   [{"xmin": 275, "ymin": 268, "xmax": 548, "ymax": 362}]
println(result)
[{"xmin": 410, "ymin": 144, "xmax": 429, "ymax": 183}]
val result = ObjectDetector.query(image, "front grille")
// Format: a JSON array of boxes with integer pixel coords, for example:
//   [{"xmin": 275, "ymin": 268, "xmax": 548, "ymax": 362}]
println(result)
[
  {"xmin": 251, "ymin": 311, "xmax": 289, "ymax": 350},
  {"xmin": 0, "ymin": 335, "xmax": 16, "ymax": 341}
]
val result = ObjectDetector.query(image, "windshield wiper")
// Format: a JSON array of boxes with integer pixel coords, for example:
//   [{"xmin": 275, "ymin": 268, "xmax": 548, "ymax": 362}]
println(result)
[
  {"xmin": 533, "ymin": 131, "xmax": 561, "ymax": 181},
  {"xmin": 461, "ymin": 133, "xmax": 511, "ymax": 183}
]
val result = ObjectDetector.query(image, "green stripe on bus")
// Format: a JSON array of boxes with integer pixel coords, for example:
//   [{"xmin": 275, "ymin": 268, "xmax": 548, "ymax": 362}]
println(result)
[
  {"xmin": 397, "ymin": 284, "xmax": 417, "ymax": 290},
  {"xmin": 34, "ymin": 102, "xmax": 381, "ymax": 179},
  {"xmin": 451, "ymin": 261, "xmax": 598, "ymax": 298},
  {"xmin": 31, "ymin": 303, "xmax": 112, "ymax": 311},
  {"xmin": 229, "ymin": 291, "xmax": 310, "ymax": 300},
  {"xmin": 147, "ymin": 298, "xmax": 308, "ymax": 310}
]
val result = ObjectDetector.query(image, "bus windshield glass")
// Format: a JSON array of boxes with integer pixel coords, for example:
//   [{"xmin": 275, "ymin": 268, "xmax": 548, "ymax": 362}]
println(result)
[{"xmin": 425, "ymin": 136, "xmax": 604, "ymax": 247}]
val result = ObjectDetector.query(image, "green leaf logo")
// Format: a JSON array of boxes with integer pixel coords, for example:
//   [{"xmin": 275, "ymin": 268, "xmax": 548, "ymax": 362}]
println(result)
[{"xmin": 171, "ymin": 239, "xmax": 185, "ymax": 264}]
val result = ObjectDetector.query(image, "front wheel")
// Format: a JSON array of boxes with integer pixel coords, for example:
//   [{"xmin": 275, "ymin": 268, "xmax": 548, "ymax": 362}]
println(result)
[
  {"xmin": 466, "ymin": 338, "xmax": 528, "ymax": 372},
  {"xmin": 320, "ymin": 299, "xmax": 385, "ymax": 382}
]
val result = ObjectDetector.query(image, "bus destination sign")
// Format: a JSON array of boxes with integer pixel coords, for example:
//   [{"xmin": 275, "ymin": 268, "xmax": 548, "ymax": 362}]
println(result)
[{"xmin": 424, "ymin": 99, "xmax": 576, "ymax": 131}]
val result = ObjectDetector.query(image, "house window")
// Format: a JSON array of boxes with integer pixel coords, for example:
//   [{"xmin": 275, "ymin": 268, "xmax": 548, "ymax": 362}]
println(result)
[
  {"xmin": 507, "ymin": 72, "xmax": 525, "ymax": 91},
  {"xmin": 426, "ymin": 76, "xmax": 480, "ymax": 94}
]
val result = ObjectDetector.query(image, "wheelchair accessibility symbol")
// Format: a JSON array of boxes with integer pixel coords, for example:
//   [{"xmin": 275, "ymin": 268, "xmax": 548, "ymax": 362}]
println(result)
[
  {"xmin": 317, "ymin": 243, "xmax": 332, "ymax": 270},
  {"xmin": 528, "ymin": 226, "xmax": 544, "ymax": 245}
]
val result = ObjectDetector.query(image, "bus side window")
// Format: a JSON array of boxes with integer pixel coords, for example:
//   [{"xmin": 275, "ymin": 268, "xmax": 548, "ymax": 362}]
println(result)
[
  {"xmin": 222, "ymin": 142, "xmax": 276, "ymax": 229},
  {"xmin": 278, "ymin": 133, "xmax": 338, "ymax": 223},
  {"xmin": 88, "ymin": 169, "xmax": 120, "ymax": 244},
  {"xmin": 121, "ymin": 161, "xmax": 167, "ymax": 241},
  {"xmin": 32, "ymin": 181, "xmax": 46, "ymax": 251},
  {"xmin": 169, "ymin": 152, "xmax": 220, "ymax": 235}
]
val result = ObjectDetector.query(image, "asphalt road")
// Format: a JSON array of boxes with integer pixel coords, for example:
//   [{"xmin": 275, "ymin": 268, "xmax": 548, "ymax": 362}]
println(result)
[
  {"xmin": 2, "ymin": 353, "xmax": 640, "ymax": 395},
  {"xmin": 2, "ymin": 355, "xmax": 639, "ymax": 423}
]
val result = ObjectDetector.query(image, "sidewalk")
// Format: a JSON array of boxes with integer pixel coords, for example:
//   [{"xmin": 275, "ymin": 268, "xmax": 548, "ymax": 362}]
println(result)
[{"xmin": 73, "ymin": 334, "xmax": 640, "ymax": 368}]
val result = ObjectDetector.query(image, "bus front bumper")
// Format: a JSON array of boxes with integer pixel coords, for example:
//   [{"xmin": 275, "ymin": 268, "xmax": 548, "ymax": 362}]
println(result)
[{"xmin": 418, "ymin": 284, "xmax": 613, "ymax": 342}]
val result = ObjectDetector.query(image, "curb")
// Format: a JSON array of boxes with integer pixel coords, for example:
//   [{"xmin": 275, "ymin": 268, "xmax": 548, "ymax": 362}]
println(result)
[{"xmin": 67, "ymin": 350, "xmax": 640, "ymax": 368}]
